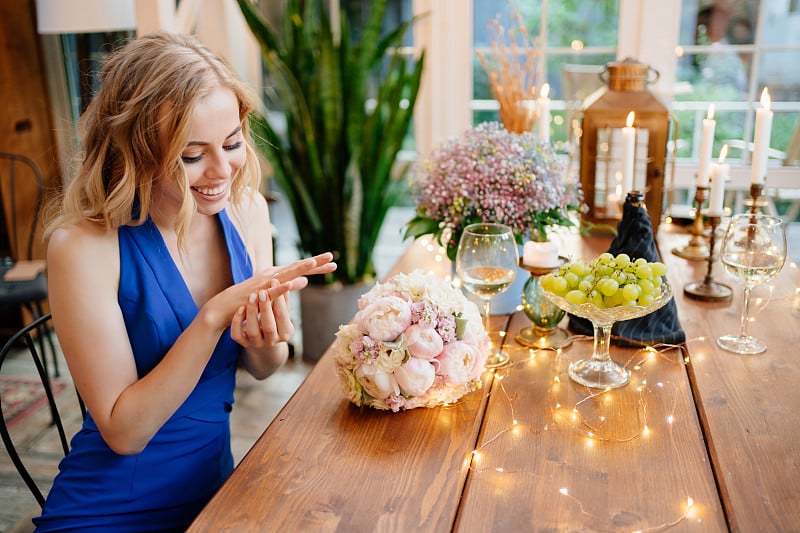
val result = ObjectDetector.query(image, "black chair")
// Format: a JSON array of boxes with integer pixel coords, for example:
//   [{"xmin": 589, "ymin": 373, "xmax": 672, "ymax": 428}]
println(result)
[
  {"xmin": 0, "ymin": 152, "xmax": 57, "ymax": 377},
  {"xmin": 0, "ymin": 313, "xmax": 85, "ymax": 508}
]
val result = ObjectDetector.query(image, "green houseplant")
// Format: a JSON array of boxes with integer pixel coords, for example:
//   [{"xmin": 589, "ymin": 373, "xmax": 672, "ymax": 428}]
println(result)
[{"xmin": 236, "ymin": 0, "xmax": 424, "ymax": 286}]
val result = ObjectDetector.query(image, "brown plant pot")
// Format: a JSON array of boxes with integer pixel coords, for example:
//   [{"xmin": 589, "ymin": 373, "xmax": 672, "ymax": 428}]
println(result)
[{"xmin": 299, "ymin": 281, "xmax": 373, "ymax": 363}]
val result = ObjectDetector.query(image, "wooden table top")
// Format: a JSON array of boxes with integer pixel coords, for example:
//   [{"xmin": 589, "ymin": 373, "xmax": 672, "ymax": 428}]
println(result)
[{"xmin": 188, "ymin": 225, "xmax": 800, "ymax": 532}]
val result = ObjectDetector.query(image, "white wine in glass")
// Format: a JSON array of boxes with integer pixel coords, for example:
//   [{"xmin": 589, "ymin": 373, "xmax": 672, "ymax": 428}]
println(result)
[
  {"xmin": 718, "ymin": 213, "xmax": 787, "ymax": 355},
  {"xmin": 455, "ymin": 223, "xmax": 518, "ymax": 368}
]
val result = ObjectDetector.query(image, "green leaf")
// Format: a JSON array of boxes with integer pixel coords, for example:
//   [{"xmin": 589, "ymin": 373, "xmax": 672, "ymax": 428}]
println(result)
[{"xmin": 238, "ymin": 0, "xmax": 423, "ymax": 285}]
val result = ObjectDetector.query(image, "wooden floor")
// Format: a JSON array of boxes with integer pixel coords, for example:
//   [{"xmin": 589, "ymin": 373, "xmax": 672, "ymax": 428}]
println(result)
[{"xmin": 1, "ymin": 199, "xmax": 799, "ymax": 532}]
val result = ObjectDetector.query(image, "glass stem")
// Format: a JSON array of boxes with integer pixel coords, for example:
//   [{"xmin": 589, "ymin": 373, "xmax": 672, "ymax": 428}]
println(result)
[
  {"xmin": 482, "ymin": 298, "xmax": 492, "ymax": 334},
  {"xmin": 592, "ymin": 323, "xmax": 612, "ymax": 362},
  {"xmin": 739, "ymin": 285, "xmax": 753, "ymax": 338}
]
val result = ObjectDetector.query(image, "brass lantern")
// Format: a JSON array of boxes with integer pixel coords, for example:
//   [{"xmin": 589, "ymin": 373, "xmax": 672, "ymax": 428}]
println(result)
[{"xmin": 579, "ymin": 57, "xmax": 676, "ymax": 233}]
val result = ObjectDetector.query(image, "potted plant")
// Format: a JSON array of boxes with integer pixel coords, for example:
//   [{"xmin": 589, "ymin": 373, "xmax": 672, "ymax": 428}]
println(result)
[{"xmin": 236, "ymin": 0, "xmax": 424, "ymax": 361}]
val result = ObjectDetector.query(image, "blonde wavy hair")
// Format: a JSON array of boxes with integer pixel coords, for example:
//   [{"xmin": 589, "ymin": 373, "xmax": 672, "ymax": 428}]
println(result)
[{"xmin": 45, "ymin": 32, "xmax": 261, "ymax": 244}]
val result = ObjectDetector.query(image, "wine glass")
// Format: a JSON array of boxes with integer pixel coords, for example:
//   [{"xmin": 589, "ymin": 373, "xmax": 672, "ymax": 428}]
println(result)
[
  {"xmin": 456, "ymin": 223, "xmax": 519, "ymax": 368},
  {"xmin": 717, "ymin": 213, "xmax": 787, "ymax": 355}
]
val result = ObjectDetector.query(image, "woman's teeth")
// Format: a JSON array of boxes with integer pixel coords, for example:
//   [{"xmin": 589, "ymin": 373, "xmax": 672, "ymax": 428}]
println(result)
[{"xmin": 192, "ymin": 184, "xmax": 226, "ymax": 196}]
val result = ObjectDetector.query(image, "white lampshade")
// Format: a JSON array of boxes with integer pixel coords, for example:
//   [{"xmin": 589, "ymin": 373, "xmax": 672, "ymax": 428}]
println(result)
[{"xmin": 36, "ymin": 0, "xmax": 137, "ymax": 34}]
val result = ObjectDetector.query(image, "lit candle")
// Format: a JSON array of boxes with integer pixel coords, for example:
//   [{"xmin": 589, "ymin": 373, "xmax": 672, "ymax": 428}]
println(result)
[
  {"xmin": 751, "ymin": 87, "xmax": 773, "ymax": 184},
  {"xmin": 696, "ymin": 104, "xmax": 716, "ymax": 187},
  {"xmin": 621, "ymin": 111, "xmax": 636, "ymax": 193},
  {"xmin": 537, "ymin": 83, "xmax": 551, "ymax": 142},
  {"xmin": 606, "ymin": 172, "xmax": 623, "ymax": 218},
  {"xmin": 523, "ymin": 240, "xmax": 560, "ymax": 268},
  {"xmin": 708, "ymin": 144, "xmax": 729, "ymax": 216}
]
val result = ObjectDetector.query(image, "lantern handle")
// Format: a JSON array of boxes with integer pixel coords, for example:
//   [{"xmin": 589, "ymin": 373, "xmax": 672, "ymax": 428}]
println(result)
[{"xmin": 598, "ymin": 64, "xmax": 661, "ymax": 85}]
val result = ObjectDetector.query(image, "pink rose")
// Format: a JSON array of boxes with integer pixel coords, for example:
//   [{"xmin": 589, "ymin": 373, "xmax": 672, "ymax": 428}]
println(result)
[
  {"xmin": 354, "ymin": 295, "xmax": 412, "ymax": 342},
  {"xmin": 394, "ymin": 357, "xmax": 436, "ymax": 396},
  {"xmin": 436, "ymin": 341, "xmax": 483, "ymax": 385},
  {"xmin": 404, "ymin": 324, "xmax": 444, "ymax": 359},
  {"xmin": 355, "ymin": 364, "xmax": 400, "ymax": 400}
]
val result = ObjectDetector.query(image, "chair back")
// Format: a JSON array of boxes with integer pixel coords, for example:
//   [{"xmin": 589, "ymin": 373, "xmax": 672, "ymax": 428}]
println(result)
[
  {"xmin": 0, "ymin": 152, "xmax": 45, "ymax": 262},
  {"xmin": 0, "ymin": 313, "xmax": 84, "ymax": 507}
]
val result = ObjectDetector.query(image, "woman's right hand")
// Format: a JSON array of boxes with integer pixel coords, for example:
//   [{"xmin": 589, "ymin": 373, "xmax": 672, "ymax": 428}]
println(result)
[{"xmin": 201, "ymin": 252, "xmax": 336, "ymax": 332}]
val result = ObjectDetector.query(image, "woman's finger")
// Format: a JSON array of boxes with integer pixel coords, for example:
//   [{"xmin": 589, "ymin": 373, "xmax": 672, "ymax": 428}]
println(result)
[
  {"xmin": 243, "ymin": 292, "xmax": 263, "ymax": 342},
  {"xmin": 230, "ymin": 305, "xmax": 247, "ymax": 342}
]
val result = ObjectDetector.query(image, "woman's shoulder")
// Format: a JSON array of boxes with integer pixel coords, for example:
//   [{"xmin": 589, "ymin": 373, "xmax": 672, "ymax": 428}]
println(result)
[{"xmin": 47, "ymin": 220, "xmax": 119, "ymax": 264}]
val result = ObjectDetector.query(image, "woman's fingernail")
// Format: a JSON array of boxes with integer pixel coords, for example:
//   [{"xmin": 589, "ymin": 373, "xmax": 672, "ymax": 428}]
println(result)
[
  {"xmin": 248, "ymin": 293, "xmax": 256, "ymax": 304},
  {"xmin": 259, "ymin": 290, "xmax": 267, "ymax": 302}
]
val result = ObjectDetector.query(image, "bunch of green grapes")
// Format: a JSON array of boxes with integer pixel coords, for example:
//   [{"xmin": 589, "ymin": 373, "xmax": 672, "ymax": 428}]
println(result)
[{"xmin": 539, "ymin": 252, "xmax": 668, "ymax": 308}]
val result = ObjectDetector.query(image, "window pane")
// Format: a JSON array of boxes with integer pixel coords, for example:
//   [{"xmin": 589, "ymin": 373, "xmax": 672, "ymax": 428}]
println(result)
[
  {"xmin": 676, "ymin": 0, "xmax": 800, "ymax": 162},
  {"xmin": 473, "ymin": 0, "xmax": 619, "ymax": 143},
  {"xmin": 679, "ymin": 0, "xmax": 757, "ymax": 46},
  {"xmin": 676, "ymin": 51, "xmax": 752, "ymax": 101},
  {"xmin": 539, "ymin": 0, "xmax": 618, "ymax": 47}
]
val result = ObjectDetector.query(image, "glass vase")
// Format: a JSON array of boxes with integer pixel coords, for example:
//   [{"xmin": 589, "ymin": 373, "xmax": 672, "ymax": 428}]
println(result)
[{"xmin": 516, "ymin": 274, "xmax": 572, "ymax": 350}]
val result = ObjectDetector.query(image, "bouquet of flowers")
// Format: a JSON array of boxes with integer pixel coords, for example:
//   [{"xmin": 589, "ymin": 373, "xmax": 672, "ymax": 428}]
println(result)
[
  {"xmin": 333, "ymin": 270, "xmax": 489, "ymax": 412},
  {"xmin": 404, "ymin": 121, "xmax": 582, "ymax": 260}
]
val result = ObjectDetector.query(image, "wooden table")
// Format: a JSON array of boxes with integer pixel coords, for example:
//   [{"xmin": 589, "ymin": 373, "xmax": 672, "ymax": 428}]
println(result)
[{"xmin": 188, "ymin": 227, "xmax": 800, "ymax": 532}]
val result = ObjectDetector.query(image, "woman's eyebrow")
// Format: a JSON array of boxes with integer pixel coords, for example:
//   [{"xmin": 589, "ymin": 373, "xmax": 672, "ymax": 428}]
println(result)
[{"xmin": 186, "ymin": 126, "xmax": 243, "ymax": 147}]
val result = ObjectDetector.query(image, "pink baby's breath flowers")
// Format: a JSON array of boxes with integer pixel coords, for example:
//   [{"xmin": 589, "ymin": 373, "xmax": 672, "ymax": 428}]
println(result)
[{"xmin": 405, "ymin": 121, "xmax": 582, "ymax": 259}]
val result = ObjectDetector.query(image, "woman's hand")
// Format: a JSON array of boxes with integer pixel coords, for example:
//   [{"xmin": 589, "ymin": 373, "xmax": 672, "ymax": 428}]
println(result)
[{"xmin": 228, "ymin": 252, "xmax": 336, "ymax": 348}]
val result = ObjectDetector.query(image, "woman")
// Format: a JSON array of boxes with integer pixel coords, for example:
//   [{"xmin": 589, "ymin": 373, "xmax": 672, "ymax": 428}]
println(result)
[{"xmin": 34, "ymin": 32, "xmax": 335, "ymax": 531}]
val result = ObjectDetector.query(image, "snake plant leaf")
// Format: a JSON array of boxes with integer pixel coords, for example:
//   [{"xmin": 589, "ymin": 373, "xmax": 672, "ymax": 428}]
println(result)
[
  {"xmin": 237, "ymin": 0, "xmax": 423, "ymax": 285},
  {"xmin": 343, "ymin": 150, "xmax": 363, "ymax": 281}
]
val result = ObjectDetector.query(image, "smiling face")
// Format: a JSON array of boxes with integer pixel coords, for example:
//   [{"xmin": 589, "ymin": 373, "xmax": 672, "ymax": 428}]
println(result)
[{"xmin": 155, "ymin": 84, "xmax": 247, "ymax": 219}]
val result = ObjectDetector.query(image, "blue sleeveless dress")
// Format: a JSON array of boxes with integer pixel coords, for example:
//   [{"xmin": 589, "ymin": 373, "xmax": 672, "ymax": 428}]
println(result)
[{"xmin": 34, "ymin": 210, "xmax": 251, "ymax": 532}]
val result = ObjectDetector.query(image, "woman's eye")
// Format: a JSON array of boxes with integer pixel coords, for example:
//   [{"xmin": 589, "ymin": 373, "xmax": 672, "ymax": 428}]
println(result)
[
  {"xmin": 181, "ymin": 155, "xmax": 202, "ymax": 164},
  {"xmin": 223, "ymin": 141, "xmax": 243, "ymax": 152}
]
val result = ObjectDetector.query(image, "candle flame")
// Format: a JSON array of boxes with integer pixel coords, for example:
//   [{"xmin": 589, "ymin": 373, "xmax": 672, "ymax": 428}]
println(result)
[
  {"xmin": 760, "ymin": 87, "xmax": 771, "ymax": 110},
  {"xmin": 541, "ymin": 83, "xmax": 550, "ymax": 98},
  {"xmin": 626, "ymin": 111, "xmax": 635, "ymax": 128},
  {"xmin": 718, "ymin": 144, "xmax": 728, "ymax": 163},
  {"xmin": 707, "ymin": 104, "xmax": 715, "ymax": 120}
]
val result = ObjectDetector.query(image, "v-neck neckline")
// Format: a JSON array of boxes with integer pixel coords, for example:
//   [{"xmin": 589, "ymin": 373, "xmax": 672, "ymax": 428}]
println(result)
[{"xmin": 139, "ymin": 210, "xmax": 240, "ymax": 328}]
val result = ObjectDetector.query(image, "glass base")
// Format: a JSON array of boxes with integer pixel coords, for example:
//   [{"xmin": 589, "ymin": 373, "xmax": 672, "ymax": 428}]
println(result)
[
  {"xmin": 717, "ymin": 334, "xmax": 767, "ymax": 355},
  {"xmin": 516, "ymin": 326, "xmax": 573, "ymax": 350},
  {"xmin": 568, "ymin": 358, "xmax": 631, "ymax": 389},
  {"xmin": 484, "ymin": 349, "xmax": 511, "ymax": 368}
]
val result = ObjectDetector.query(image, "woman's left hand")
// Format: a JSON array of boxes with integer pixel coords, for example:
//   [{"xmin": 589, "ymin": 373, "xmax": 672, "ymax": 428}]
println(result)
[
  {"xmin": 230, "ymin": 279, "xmax": 293, "ymax": 348},
  {"xmin": 229, "ymin": 252, "xmax": 336, "ymax": 348}
]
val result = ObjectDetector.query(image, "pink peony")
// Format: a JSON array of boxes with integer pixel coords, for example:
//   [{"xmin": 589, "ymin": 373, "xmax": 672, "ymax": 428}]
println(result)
[
  {"xmin": 404, "ymin": 324, "xmax": 444, "ymax": 359},
  {"xmin": 334, "ymin": 270, "xmax": 491, "ymax": 411},
  {"xmin": 393, "ymin": 357, "xmax": 436, "ymax": 397},
  {"xmin": 355, "ymin": 364, "xmax": 400, "ymax": 400},
  {"xmin": 354, "ymin": 295, "xmax": 412, "ymax": 341},
  {"xmin": 436, "ymin": 341, "xmax": 483, "ymax": 385}
]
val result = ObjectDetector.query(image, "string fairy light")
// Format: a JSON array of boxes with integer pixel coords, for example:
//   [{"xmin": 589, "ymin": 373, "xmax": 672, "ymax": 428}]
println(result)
[{"xmin": 460, "ymin": 333, "xmax": 708, "ymax": 530}]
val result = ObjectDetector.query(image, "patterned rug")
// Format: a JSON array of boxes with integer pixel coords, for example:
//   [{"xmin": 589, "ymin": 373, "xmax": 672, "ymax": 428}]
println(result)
[{"xmin": 0, "ymin": 375, "xmax": 66, "ymax": 428}]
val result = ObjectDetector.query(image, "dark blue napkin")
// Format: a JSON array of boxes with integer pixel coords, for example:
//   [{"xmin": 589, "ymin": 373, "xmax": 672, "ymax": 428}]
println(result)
[{"xmin": 569, "ymin": 193, "xmax": 686, "ymax": 347}]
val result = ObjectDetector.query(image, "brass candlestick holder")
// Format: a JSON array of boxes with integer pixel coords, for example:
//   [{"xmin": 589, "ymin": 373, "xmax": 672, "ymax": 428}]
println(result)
[
  {"xmin": 684, "ymin": 214, "xmax": 733, "ymax": 302},
  {"xmin": 672, "ymin": 185, "xmax": 710, "ymax": 261},
  {"xmin": 743, "ymin": 182, "xmax": 768, "ymax": 215}
]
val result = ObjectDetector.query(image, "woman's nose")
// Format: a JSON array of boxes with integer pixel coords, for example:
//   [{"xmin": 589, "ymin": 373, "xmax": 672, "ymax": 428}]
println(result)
[{"xmin": 207, "ymin": 151, "xmax": 232, "ymax": 178}]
